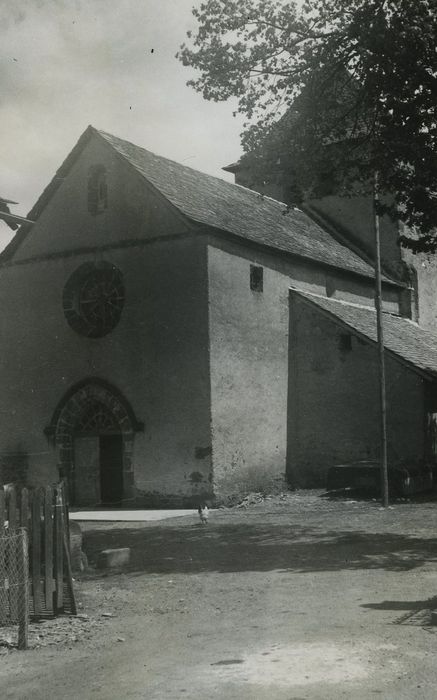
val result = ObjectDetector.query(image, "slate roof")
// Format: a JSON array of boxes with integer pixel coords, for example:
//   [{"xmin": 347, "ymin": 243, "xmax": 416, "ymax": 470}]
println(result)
[
  {"xmin": 293, "ymin": 290, "xmax": 437, "ymax": 377},
  {"xmin": 0, "ymin": 126, "xmax": 398, "ymax": 283},
  {"xmin": 96, "ymin": 129, "xmax": 392, "ymax": 282}
]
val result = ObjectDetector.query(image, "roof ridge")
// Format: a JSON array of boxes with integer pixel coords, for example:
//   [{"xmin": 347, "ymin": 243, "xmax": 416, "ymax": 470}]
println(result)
[
  {"xmin": 293, "ymin": 288, "xmax": 432, "ymax": 329},
  {"xmin": 291, "ymin": 288, "xmax": 376, "ymax": 313},
  {"xmin": 293, "ymin": 287, "xmax": 436, "ymax": 330}
]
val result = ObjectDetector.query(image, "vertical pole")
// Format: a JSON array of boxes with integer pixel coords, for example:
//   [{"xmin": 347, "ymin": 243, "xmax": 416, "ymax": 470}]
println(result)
[
  {"xmin": 54, "ymin": 485, "xmax": 64, "ymax": 612},
  {"xmin": 0, "ymin": 535, "xmax": 6, "ymax": 625},
  {"xmin": 374, "ymin": 171, "xmax": 389, "ymax": 507},
  {"xmin": 44, "ymin": 486, "xmax": 54, "ymax": 614},
  {"xmin": 17, "ymin": 528, "xmax": 29, "ymax": 650},
  {"xmin": 31, "ymin": 489, "xmax": 42, "ymax": 617}
]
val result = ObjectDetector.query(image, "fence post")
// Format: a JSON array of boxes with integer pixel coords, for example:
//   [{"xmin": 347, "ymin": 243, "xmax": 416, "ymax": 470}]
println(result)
[
  {"xmin": 54, "ymin": 485, "xmax": 63, "ymax": 611},
  {"xmin": 31, "ymin": 489, "xmax": 42, "ymax": 618},
  {"xmin": 62, "ymin": 517, "xmax": 77, "ymax": 616},
  {"xmin": 0, "ymin": 487, "xmax": 5, "ymax": 529},
  {"xmin": 20, "ymin": 487, "xmax": 29, "ymax": 530},
  {"xmin": 17, "ymin": 528, "xmax": 29, "ymax": 650},
  {"xmin": 0, "ymin": 534, "xmax": 6, "ymax": 625},
  {"xmin": 7, "ymin": 485, "xmax": 17, "ymax": 531},
  {"xmin": 44, "ymin": 486, "xmax": 54, "ymax": 614}
]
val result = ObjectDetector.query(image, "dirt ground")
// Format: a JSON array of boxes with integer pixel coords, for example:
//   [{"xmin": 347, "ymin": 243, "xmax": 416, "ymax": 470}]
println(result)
[{"xmin": 2, "ymin": 490, "xmax": 437, "ymax": 699}]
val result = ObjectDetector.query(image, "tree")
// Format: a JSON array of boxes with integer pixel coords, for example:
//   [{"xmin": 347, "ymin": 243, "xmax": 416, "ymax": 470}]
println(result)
[{"xmin": 178, "ymin": 0, "xmax": 437, "ymax": 252}]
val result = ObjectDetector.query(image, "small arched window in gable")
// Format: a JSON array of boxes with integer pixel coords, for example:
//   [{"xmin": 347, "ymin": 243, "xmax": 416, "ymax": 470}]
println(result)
[{"xmin": 88, "ymin": 165, "xmax": 108, "ymax": 215}]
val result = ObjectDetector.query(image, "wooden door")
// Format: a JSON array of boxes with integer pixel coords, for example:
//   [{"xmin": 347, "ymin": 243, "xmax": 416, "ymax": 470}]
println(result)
[
  {"xmin": 73, "ymin": 436, "xmax": 100, "ymax": 506},
  {"xmin": 99, "ymin": 434, "xmax": 123, "ymax": 505}
]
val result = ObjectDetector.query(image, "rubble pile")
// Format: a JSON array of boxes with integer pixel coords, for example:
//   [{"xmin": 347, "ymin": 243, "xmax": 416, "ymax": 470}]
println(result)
[
  {"xmin": 0, "ymin": 611, "xmax": 111, "ymax": 654},
  {"xmin": 236, "ymin": 492, "xmax": 266, "ymax": 508},
  {"xmin": 236, "ymin": 491, "xmax": 292, "ymax": 508}
]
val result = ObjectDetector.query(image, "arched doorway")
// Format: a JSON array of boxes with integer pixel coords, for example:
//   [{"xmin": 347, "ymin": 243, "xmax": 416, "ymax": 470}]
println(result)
[
  {"xmin": 45, "ymin": 380, "xmax": 143, "ymax": 507},
  {"xmin": 74, "ymin": 400, "xmax": 123, "ymax": 505}
]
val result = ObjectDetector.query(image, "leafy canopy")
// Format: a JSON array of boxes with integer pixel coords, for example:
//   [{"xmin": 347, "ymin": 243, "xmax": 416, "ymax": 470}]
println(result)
[{"xmin": 178, "ymin": 0, "xmax": 437, "ymax": 252}]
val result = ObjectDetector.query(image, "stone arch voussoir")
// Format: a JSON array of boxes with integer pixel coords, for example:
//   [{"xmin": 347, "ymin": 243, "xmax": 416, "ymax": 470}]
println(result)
[{"xmin": 45, "ymin": 378, "xmax": 143, "ymax": 505}]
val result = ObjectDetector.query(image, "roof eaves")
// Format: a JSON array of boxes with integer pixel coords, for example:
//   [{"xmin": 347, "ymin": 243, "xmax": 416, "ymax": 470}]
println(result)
[
  {"xmin": 222, "ymin": 161, "xmax": 241, "ymax": 173},
  {"xmin": 199, "ymin": 224, "xmax": 391, "ymax": 283}
]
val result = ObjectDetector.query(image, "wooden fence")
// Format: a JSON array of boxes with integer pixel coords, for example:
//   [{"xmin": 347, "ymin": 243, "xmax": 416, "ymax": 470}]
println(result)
[{"xmin": 1, "ymin": 482, "xmax": 76, "ymax": 621}]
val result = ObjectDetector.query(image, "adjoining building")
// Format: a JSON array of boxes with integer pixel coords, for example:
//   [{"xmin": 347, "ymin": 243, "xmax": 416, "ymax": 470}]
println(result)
[{"xmin": 1, "ymin": 126, "xmax": 436, "ymax": 506}]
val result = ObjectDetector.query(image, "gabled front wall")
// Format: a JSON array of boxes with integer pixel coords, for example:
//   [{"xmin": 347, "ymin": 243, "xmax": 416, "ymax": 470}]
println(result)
[
  {"xmin": 0, "ymin": 172, "xmax": 212, "ymax": 504},
  {"xmin": 13, "ymin": 134, "xmax": 189, "ymax": 262},
  {"xmin": 287, "ymin": 296, "xmax": 426, "ymax": 486}
]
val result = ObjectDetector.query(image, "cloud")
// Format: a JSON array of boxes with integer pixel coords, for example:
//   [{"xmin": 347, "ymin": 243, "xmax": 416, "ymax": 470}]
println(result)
[{"xmin": 0, "ymin": 0, "xmax": 244, "ymax": 245}]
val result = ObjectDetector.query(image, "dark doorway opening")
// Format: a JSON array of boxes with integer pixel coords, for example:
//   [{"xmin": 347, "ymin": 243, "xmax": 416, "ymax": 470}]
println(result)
[{"xmin": 99, "ymin": 434, "xmax": 124, "ymax": 505}]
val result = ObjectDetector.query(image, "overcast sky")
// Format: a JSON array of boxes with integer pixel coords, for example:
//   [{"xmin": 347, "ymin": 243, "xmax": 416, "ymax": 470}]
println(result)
[{"xmin": 0, "ymin": 0, "xmax": 245, "ymax": 250}]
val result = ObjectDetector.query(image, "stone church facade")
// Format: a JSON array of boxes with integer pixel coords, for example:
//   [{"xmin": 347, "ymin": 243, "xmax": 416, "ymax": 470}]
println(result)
[{"xmin": 1, "ymin": 125, "xmax": 437, "ymax": 506}]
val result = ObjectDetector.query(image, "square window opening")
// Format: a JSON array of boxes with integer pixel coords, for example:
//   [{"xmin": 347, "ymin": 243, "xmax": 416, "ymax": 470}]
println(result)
[
  {"xmin": 339, "ymin": 333, "xmax": 353, "ymax": 352},
  {"xmin": 250, "ymin": 265, "xmax": 264, "ymax": 292}
]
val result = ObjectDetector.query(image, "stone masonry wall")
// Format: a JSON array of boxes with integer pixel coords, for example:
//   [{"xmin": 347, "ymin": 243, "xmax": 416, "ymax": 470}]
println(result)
[{"xmin": 287, "ymin": 295, "xmax": 426, "ymax": 487}]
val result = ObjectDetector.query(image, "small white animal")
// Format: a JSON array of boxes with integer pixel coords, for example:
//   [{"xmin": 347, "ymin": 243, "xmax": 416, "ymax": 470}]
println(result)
[{"xmin": 198, "ymin": 504, "xmax": 209, "ymax": 525}]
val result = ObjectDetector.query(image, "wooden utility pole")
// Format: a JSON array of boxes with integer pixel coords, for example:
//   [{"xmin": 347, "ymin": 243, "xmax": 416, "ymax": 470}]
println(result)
[{"xmin": 373, "ymin": 172, "xmax": 389, "ymax": 507}]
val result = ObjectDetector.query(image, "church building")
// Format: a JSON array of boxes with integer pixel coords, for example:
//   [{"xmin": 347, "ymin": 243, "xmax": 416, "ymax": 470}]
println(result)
[{"xmin": 1, "ymin": 125, "xmax": 437, "ymax": 506}]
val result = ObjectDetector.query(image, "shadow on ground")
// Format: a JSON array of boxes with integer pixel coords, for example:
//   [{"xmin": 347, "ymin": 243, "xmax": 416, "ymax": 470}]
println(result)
[
  {"xmin": 362, "ymin": 596, "xmax": 437, "ymax": 626},
  {"xmin": 82, "ymin": 522, "xmax": 437, "ymax": 577},
  {"xmin": 322, "ymin": 489, "xmax": 437, "ymax": 504}
]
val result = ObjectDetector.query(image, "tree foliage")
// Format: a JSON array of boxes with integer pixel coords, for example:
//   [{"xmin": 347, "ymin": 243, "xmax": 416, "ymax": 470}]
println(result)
[{"xmin": 178, "ymin": 0, "xmax": 437, "ymax": 251}]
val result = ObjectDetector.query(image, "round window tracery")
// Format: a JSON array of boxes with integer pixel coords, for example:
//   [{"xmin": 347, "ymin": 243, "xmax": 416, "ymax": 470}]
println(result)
[{"xmin": 63, "ymin": 262, "xmax": 125, "ymax": 338}]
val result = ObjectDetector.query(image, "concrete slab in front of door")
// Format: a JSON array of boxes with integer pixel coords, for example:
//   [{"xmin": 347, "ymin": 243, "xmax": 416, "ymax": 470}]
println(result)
[{"xmin": 69, "ymin": 509, "xmax": 198, "ymax": 522}]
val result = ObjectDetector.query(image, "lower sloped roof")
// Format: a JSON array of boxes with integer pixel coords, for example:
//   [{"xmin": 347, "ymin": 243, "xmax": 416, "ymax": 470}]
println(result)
[{"xmin": 292, "ymin": 290, "xmax": 437, "ymax": 378}]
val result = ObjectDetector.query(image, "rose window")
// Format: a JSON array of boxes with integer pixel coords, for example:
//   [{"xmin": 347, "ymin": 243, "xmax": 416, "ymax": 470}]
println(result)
[{"xmin": 63, "ymin": 262, "xmax": 125, "ymax": 338}]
